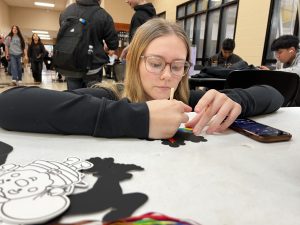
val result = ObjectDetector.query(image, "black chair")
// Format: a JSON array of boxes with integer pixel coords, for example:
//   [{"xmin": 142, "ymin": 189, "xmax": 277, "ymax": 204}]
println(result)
[
  {"xmin": 189, "ymin": 78, "xmax": 226, "ymax": 90},
  {"xmin": 114, "ymin": 63, "xmax": 126, "ymax": 82},
  {"xmin": 225, "ymin": 69, "xmax": 300, "ymax": 107}
]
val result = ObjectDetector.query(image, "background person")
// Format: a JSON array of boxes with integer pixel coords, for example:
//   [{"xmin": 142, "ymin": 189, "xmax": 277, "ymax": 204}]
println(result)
[
  {"xmin": 59, "ymin": 0, "xmax": 118, "ymax": 90},
  {"xmin": 28, "ymin": 33, "xmax": 46, "ymax": 84},
  {"xmin": 105, "ymin": 49, "xmax": 118, "ymax": 79},
  {"xmin": 259, "ymin": 35, "xmax": 300, "ymax": 76},
  {"xmin": 4, "ymin": 25, "xmax": 28, "ymax": 86},
  {"xmin": 208, "ymin": 38, "xmax": 244, "ymax": 68},
  {"xmin": 0, "ymin": 35, "xmax": 8, "ymax": 73},
  {"xmin": 120, "ymin": 0, "xmax": 156, "ymax": 59},
  {"xmin": 0, "ymin": 19, "xmax": 283, "ymax": 139}
]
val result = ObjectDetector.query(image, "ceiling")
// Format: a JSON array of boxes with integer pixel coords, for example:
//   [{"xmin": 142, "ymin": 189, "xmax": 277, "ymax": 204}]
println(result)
[
  {"xmin": 3, "ymin": 0, "xmax": 67, "ymax": 11},
  {"xmin": 3, "ymin": 0, "xmax": 68, "ymax": 41}
]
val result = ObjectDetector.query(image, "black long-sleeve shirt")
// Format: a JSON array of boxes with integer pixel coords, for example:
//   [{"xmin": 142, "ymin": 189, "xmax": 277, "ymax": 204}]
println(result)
[
  {"xmin": 0, "ymin": 86, "xmax": 283, "ymax": 138},
  {"xmin": 129, "ymin": 3, "xmax": 156, "ymax": 43},
  {"xmin": 28, "ymin": 43, "xmax": 46, "ymax": 62}
]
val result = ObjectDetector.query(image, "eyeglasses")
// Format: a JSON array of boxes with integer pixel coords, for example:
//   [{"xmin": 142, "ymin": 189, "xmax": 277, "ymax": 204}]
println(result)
[{"xmin": 140, "ymin": 55, "xmax": 191, "ymax": 77}]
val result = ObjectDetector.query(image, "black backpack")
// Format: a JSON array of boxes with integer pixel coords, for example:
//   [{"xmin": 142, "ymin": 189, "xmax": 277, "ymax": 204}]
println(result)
[{"xmin": 53, "ymin": 6, "xmax": 99, "ymax": 78}]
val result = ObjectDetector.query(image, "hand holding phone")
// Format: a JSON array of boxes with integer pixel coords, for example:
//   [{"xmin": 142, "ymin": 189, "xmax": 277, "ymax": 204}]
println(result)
[{"xmin": 230, "ymin": 118, "xmax": 292, "ymax": 143}]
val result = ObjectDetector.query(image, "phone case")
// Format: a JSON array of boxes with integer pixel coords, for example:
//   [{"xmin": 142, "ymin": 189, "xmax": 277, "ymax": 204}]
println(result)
[{"xmin": 230, "ymin": 119, "xmax": 292, "ymax": 143}]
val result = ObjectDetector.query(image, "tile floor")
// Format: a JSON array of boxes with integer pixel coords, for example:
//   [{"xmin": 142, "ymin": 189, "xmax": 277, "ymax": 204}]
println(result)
[
  {"xmin": 0, "ymin": 65, "xmax": 115, "ymax": 93},
  {"xmin": 0, "ymin": 64, "xmax": 67, "ymax": 93}
]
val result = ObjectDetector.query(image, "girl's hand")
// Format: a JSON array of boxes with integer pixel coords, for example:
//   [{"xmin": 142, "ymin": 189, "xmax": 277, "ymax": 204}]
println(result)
[
  {"xmin": 147, "ymin": 99, "xmax": 192, "ymax": 139},
  {"xmin": 185, "ymin": 89, "xmax": 242, "ymax": 135}
]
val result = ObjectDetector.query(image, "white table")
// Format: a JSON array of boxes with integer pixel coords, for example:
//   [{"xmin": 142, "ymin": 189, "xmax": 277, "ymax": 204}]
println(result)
[{"xmin": 0, "ymin": 107, "xmax": 299, "ymax": 225}]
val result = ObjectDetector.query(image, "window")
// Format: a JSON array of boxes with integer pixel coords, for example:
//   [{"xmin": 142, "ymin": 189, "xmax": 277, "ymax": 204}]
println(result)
[
  {"xmin": 263, "ymin": 0, "xmax": 300, "ymax": 65},
  {"xmin": 176, "ymin": 0, "xmax": 239, "ymax": 65},
  {"xmin": 195, "ymin": 14, "xmax": 206, "ymax": 58},
  {"xmin": 219, "ymin": 5, "xmax": 237, "ymax": 43},
  {"xmin": 205, "ymin": 10, "xmax": 220, "ymax": 59},
  {"xmin": 209, "ymin": 0, "xmax": 222, "ymax": 8},
  {"xmin": 186, "ymin": 17, "xmax": 195, "ymax": 41},
  {"xmin": 197, "ymin": 0, "xmax": 208, "ymax": 11}
]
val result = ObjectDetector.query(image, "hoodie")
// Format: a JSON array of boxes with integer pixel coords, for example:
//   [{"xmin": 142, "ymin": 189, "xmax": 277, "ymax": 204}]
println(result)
[
  {"xmin": 129, "ymin": 3, "xmax": 156, "ymax": 42},
  {"xmin": 59, "ymin": 0, "xmax": 118, "ymax": 69}
]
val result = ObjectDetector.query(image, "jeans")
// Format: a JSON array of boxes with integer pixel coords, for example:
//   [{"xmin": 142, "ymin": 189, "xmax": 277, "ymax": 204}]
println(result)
[{"xmin": 10, "ymin": 54, "xmax": 22, "ymax": 81}]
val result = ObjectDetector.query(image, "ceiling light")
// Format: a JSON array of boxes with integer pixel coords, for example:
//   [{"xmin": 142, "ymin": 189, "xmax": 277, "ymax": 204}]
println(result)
[
  {"xmin": 32, "ymin": 30, "xmax": 49, "ymax": 34},
  {"xmin": 37, "ymin": 34, "xmax": 50, "ymax": 37},
  {"xmin": 40, "ymin": 37, "xmax": 52, "ymax": 40},
  {"xmin": 34, "ymin": 2, "xmax": 55, "ymax": 8}
]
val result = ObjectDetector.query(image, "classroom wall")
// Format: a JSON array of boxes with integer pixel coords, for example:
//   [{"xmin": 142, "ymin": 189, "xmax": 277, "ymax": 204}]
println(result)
[
  {"xmin": 234, "ymin": 0, "xmax": 271, "ymax": 65},
  {"xmin": 152, "ymin": 0, "xmax": 189, "ymax": 21},
  {"xmin": 0, "ymin": 0, "xmax": 10, "ymax": 36},
  {"xmin": 10, "ymin": 7, "xmax": 60, "ymax": 32},
  {"xmin": 103, "ymin": 0, "xmax": 134, "ymax": 24}
]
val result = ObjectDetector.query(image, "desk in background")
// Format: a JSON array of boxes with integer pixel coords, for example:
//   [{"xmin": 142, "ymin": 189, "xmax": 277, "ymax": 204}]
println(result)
[
  {"xmin": 189, "ymin": 77, "xmax": 226, "ymax": 90},
  {"xmin": 0, "ymin": 108, "xmax": 299, "ymax": 225}
]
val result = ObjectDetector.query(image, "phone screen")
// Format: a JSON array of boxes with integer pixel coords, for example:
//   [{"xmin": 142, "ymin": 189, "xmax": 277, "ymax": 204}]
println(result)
[{"xmin": 231, "ymin": 118, "xmax": 288, "ymax": 136}]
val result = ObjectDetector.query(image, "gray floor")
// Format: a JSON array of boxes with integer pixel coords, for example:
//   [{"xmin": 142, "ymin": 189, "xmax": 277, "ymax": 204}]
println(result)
[{"xmin": 0, "ymin": 64, "xmax": 67, "ymax": 93}]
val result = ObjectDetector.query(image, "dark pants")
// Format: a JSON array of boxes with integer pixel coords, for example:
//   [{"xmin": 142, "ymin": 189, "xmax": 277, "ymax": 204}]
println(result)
[
  {"xmin": 66, "ymin": 72, "xmax": 102, "ymax": 90},
  {"xmin": 105, "ymin": 64, "xmax": 115, "ymax": 79},
  {"xmin": 1, "ymin": 56, "xmax": 8, "ymax": 70},
  {"xmin": 31, "ymin": 60, "xmax": 43, "ymax": 82}
]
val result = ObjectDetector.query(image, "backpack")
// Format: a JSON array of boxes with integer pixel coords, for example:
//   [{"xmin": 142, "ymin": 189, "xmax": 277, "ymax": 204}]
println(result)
[{"xmin": 53, "ymin": 5, "xmax": 99, "ymax": 78}]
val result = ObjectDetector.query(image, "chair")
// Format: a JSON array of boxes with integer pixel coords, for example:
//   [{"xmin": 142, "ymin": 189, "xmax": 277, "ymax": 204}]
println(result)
[
  {"xmin": 114, "ymin": 63, "xmax": 126, "ymax": 82},
  {"xmin": 225, "ymin": 69, "xmax": 300, "ymax": 107},
  {"xmin": 189, "ymin": 77, "xmax": 226, "ymax": 90}
]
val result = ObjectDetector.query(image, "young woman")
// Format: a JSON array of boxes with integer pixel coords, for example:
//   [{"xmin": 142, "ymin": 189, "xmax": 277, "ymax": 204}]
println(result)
[
  {"xmin": 4, "ymin": 25, "xmax": 28, "ymax": 86},
  {"xmin": 0, "ymin": 19, "xmax": 283, "ymax": 139},
  {"xmin": 28, "ymin": 33, "xmax": 46, "ymax": 83}
]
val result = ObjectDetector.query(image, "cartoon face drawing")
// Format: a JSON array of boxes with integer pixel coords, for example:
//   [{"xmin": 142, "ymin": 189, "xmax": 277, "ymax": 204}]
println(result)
[
  {"xmin": 0, "ymin": 170, "xmax": 53, "ymax": 200},
  {"xmin": 0, "ymin": 157, "xmax": 93, "ymax": 224}
]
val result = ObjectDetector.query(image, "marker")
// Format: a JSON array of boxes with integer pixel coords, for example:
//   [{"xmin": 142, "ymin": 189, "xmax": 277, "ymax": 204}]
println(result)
[
  {"xmin": 170, "ymin": 87, "xmax": 175, "ymax": 100},
  {"xmin": 178, "ymin": 127, "xmax": 193, "ymax": 133}
]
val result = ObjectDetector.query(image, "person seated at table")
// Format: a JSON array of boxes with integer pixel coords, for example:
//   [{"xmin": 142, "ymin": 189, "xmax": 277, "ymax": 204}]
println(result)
[
  {"xmin": 208, "ymin": 38, "xmax": 244, "ymax": 69},
  {"xmin": 0, "ymin": 18, "xmax": 284, "ymax": 139},
  {"xmin": 258, "ymin": 35, "xmax": 300, "ymax": 76}
]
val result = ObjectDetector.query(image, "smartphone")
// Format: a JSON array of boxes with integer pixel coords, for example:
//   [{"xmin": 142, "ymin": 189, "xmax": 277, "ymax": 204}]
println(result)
[{"xmin": 230, "ymin": 118, "xmax": 292, "ymax": 143}]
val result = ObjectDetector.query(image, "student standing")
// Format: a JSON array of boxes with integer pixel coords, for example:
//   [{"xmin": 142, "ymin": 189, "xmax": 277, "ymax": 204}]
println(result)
[
  {"xmin": 120, "ymin": 0, "xmax": 156, "ymax": 59},
  {"xmin": 58, "ymin": 0, "xmax": 118, "ymax": 90},
  {"xmin": 28, "ymin": 33, "xmax": 46, "ymax": 84},
  {"xmin": 0, "ymin": 35, "xmax": 8, "ymax": 73},
  {"xmin": 4, "ymin": 25, "xmax": 28, "ymax": 86}
]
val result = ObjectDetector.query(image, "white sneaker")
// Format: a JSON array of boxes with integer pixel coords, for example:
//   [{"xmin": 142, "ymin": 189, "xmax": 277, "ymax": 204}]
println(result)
[
  {"xmin": 17, "ymin": 80, "xmax": 23, "ymax": 85},
  {"xmin": 11, "ymin": 80, "xmax": 17, "ymax": 86}
]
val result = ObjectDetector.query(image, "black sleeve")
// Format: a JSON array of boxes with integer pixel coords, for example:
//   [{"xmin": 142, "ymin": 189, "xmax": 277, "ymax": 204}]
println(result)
[
  {"xmin": 130, "ymin": 15, "xmax": 144, "ymax": 39},
  {"xmin": 103, "ymin": 13, "xmax": 119, "ymax": 50},
  {"xmin": 27, "ymin": 45, "xmax": 32, "ymax": 58},
  {"xmin": 0, "ymin": 87, "xmax": 149, "ymax": 138},
  {"xmin": 129, "ymin": 12, "xmax": 149, "ymax": 42},
  {"xmin": 41, "ymin": 44, "xmax": 47, "ymax": 59},
  {"xmin": 189, "ymin": 85, "xmax": 284, "ymax": 116}
]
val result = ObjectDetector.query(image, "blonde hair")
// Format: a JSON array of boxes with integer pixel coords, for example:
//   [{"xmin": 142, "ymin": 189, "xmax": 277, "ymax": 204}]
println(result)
[{"xmin": 123, "ymin": 18, "xmax": 191, "ymax": 103}]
